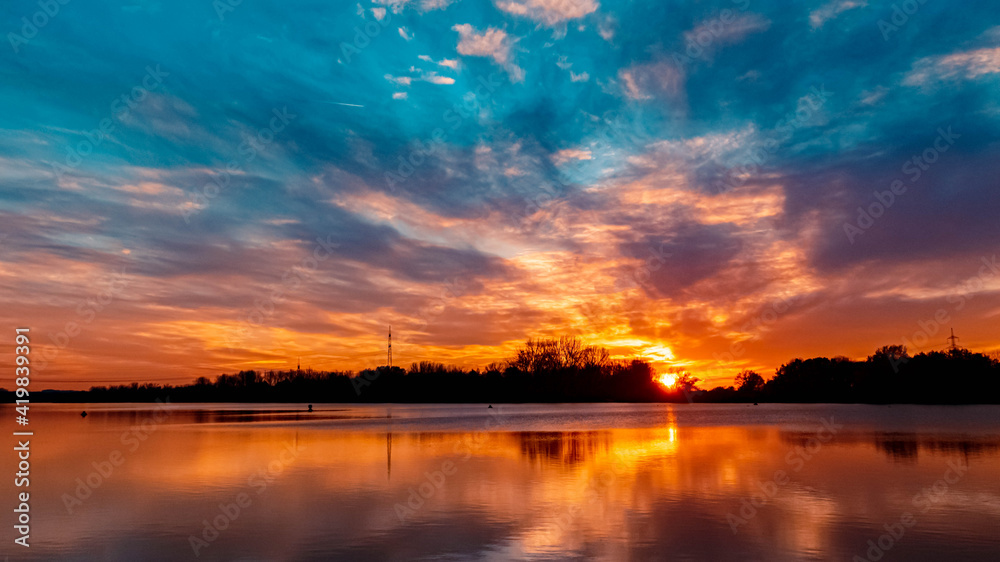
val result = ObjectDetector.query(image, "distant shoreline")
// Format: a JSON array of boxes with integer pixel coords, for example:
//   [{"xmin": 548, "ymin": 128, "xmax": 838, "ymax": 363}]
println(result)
[
  {"xmin": 11, "ymin": 339, "xmax": 999, "ymax": 406},
  {"xmin": 7, "ymin": 393, "xmax": 1000, "ymax": 406}
]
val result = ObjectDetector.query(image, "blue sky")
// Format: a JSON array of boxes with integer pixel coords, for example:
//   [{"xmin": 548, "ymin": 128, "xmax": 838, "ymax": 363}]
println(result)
[{"xmin": 2, "ymin": 0, "xmax": 999, "ymax": 387}]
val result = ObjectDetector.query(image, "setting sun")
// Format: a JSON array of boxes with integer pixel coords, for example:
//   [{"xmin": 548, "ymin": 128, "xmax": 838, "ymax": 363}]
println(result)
[{"xmin": 657, "ymin": 373, "xmax": 678, "ymax": 389}]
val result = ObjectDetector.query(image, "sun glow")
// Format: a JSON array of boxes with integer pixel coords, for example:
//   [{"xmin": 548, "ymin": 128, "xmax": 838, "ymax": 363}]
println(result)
[
  {"xmin": 657, "ymin": 373, "xmax": 677, "ymax": 388},
  {"xmin": 641, "ymin": 344, "xmax": 676, "ymax": 363}
]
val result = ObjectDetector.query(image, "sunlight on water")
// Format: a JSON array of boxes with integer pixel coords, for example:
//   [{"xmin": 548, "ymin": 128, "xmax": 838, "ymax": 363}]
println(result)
[{"xmin": 5, "ymin": 403, "xmax": 1000, "ymax": 561}]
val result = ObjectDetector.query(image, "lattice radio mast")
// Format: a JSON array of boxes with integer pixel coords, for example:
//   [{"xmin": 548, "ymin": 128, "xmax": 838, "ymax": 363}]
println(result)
[
  {"xmin": 387, "ymin": 325, "xmax": 392, "ymax": 368},
  {"xmin": 948, "ymin": 328, "xmax": 959, "ymax": 350}
]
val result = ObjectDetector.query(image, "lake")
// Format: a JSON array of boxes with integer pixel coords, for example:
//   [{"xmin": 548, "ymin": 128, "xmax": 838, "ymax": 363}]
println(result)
[{"xmin": 5, "ymin": 403, "xmax": 1000, "ymax": 561}]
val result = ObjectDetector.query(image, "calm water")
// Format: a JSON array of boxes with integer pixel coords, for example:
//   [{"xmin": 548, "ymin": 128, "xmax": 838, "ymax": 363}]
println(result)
[{"xmin": 4, "ymin": 403, "xmax": 1000, "ymax": 561}]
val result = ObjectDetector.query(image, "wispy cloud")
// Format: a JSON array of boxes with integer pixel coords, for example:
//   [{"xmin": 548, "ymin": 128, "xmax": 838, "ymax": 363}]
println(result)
[
  {"xmin": 552, "ymin": 148, "xmax": 592, "ymax": 164},
  {"xmin": 904, "ymin": 47, "xmax": 1000, "ymax": 87},
  {"xmin": 809, "ymin": 0, "xmax": 866, "ymax": 29},
  {"xmin": 682, "ymin": 12, "xmax": 770, "ymax": 58},
  {"xmin": 495, "ymin": 0, "xmax": 599, "ymax": 26},
  {"xmin": 419, "ymin": 54, "xmax": 459, "ymax": 69},
  {"xmin": 619, "ymin": 62, "xmax": 684, "ymax": 101},
  {"xmin": 453, "ymin": 24, "xmax": 524, "ymax": 82}
]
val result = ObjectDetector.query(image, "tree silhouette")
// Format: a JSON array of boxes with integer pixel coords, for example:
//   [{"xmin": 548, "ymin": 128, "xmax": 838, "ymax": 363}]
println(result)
[
  {"xmin": 13, "ymin": 341, "xmax": 1000, "ymax": 405},
  {"xmin": 734, "ymin": 370, "xmax": 764, "ymax": 394}
]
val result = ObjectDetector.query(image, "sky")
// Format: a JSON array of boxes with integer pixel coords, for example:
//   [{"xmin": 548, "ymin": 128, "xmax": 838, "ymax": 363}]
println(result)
[{"xmin": 2, "ymin": 0, "xmax": 999, "ymax": 390}]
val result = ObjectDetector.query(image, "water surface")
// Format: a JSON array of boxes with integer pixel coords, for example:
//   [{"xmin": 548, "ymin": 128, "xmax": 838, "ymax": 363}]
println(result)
[{"xmin": 5, "ymin": 403, "xmax": 1000, "ymax": 561}]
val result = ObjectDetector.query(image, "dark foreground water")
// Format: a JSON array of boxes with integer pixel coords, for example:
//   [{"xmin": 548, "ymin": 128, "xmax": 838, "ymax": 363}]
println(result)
[{"xmin": 3, "ymin": 403, "xmax": 999, "ymax": 561}]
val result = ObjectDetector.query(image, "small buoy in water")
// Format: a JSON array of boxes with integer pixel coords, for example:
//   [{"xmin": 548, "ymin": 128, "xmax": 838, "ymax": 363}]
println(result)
[
  {"xmin": 81, "ymin": 411, "xmax": 88, "ymax": 417},
  {"xmin": 308, "ymin": 404, "xmax": 313, "ymax": 412},
  {"xmin": 488, "ymin": 405, "xmax": 493, "ymax": 409}
]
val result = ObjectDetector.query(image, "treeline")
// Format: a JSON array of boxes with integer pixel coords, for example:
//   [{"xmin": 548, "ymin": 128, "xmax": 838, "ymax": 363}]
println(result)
[
  {"xmin": 51, "ymin": 338, "xmax": 693, "ymax": 403},
  {"xmin": 15, "ymin": 341, "xmax": 1000, "ymax": 404},
  {"xmin": 700, "ymin": 346, "xmax": 1000, "ymax": 404}
]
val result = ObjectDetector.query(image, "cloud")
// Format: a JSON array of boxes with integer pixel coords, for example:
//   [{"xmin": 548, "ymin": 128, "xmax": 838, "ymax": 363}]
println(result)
[
  {"xmin": 552, "ymin": 148, "xmax": 592, "ymax": 165},
  {"xmin": 619, "ymin": 62, "xmax": 684, "ymax": 101},
  {"xmin": 555, "ymin": 55, "xmax": 589, "ymax": 82},
  {"xmin": 372, "ymin": 0, "xmax": 411, "ymax": 14},
  {"xmin": 904, "ymin": 47, "xmax": 1000, "ymax": 87},
  {"xmin": 423, "ymin": 72, "xmax": 455, "ymax": 84},
  {"xmin": 681, "ymin": 13, "xmax": 770, "ymax": 58},
  {"xmin": 116, "ymin": 93, "xmax": 200, "ymax": 140},
  {"xmin": 385, "ymin": 74, "xmax": 413, "ymax": 86},
  {"xmin": 597, "ymin": 17, "xmax": 616, "ymax": 41},
  {"xmin": 385, "ymin": 69, "xmax": 454, "ymax": 86},
  {"xmin": 809, "ymin": 0, "xmax": 866, "ymax": 29},
  {"xmin": 618, "ymin": 221, "xmax": 745, "ymax": 299},
  {"xmin": 452, "ymin": 24, "xmax": 524, "ymax": 82},
  {"xmin": 418, "ymin": 55, "xmax": 459, "ymax": 69},
  {"xmin": 495, "ymin": 0, "xmax": 599, "ymax": 26},
  {"xmin": 858, "ymin": 86, "xmax": 888, "ymax": 106},
  {"xmin": 419, "ymin": 0, "xmax": 453, "ymax": 10},
  {"xmin": 373, "ymin": 0, "xmax": 453, "ymax": 12},
  {"xmin": 398, "ymin": 27, "xmax": 413, "ymax": 41}
]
